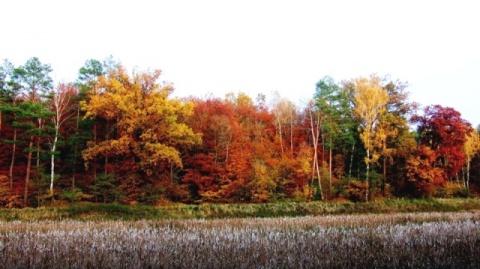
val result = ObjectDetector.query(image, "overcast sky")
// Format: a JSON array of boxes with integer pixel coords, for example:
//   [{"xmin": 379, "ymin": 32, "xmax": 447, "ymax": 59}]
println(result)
[{"xmin": 1, "ymin": 0, "xmax": 479, "ymax": 125}]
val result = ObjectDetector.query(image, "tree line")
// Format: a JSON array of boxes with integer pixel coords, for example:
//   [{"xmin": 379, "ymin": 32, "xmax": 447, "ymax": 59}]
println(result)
[{"xmin": 0, "ymin": 57, "xmax": 479, "ymax": 207}]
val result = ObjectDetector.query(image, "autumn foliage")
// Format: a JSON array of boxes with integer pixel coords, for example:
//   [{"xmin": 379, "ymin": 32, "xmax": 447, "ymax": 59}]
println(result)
[{"xmin": 0, "ymin": 57, "xmax": 479, "ymax": 207}]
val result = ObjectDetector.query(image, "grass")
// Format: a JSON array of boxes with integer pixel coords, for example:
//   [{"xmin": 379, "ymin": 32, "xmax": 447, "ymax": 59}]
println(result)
[
  {"xmin": 0, "ymin": 212, "xmax": 479, "ymax": 268},
  {"xmin": 1, "ymin": 198, "xmax": 480, "ymax": 221}
]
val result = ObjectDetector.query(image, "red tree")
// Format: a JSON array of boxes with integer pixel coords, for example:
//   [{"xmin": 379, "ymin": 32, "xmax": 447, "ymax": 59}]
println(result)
[{"xmin": 409, "ymin": 105, "xmax": 472, "ymax": 196}]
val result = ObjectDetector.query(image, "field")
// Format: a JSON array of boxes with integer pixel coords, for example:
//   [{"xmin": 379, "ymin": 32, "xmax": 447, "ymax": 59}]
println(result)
[{"xmin": 1, "ymin": 211, "xmax": 479, "ymax": 269}]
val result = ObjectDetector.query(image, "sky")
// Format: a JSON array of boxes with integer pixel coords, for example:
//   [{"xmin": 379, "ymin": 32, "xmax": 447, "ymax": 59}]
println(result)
[{"xmin": 1, "ymin": 0, "xmax": 479, "ymax": 126}]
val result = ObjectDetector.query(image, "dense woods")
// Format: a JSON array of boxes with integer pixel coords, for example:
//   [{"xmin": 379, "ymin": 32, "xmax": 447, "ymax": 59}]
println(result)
[{"xmin": 1, "ymin": 57, "xmax": 479, "ymax": 207}]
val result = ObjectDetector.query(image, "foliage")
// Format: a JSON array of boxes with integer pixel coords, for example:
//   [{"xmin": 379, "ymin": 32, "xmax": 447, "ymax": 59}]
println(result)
[
  {"xmin": 81, "ymin": 66, "xmax": 201, "ymax": 202},
  {"xmin": 0, "ymin": 55, "xmax": 478, "ymax": 206},
  {"xmin": 407, "ymin": 105, "xmax": 473, "ymax": 197},
  {"xmin": 412, "ymin": 105, "xmax": 472, "ymax": 179},
  {"xmin": 350, "ymin": 75, "xmax": 389, "ymax": 201},
  {"xmin": 60, "ymin": 188, "xmax": 83, "ymax": 203}
]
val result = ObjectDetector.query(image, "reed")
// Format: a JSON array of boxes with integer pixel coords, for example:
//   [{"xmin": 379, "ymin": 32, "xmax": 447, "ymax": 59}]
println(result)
[{"xmin": 0, "ymin": 211, "xmax": 479, "ymax": 268}]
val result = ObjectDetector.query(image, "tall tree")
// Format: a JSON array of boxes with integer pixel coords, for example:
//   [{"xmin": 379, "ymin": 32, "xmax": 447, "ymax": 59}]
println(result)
[
  {"xmin": 351, "ymin": 76, "xmax": 389, "ymax": 201},
  {"xmin": 48, "ymin": 83, "xmax": 76, "ymax": 196},
  {"xmin": 306, "ymin": 100, "xmax": 324, "ymax": 201},
  {"xmin": 0, "ymin": 60, "xmax": 16, "ymax": 132},
  {"xmin": 12, "ymin": 57, "xmax": 53, "ymax": 206},
  {"xmin": 82, "ymin": 66, "xmax": 201, "ymax": 203},
  {"xmin": 0, "ymin": 60, "xmax": 21, "ymax": 190},
  {"xmin": 315, "ymin": 76, "xmax": 354, "ymax": 198},
  {"xmin": 375, "ymin": 78, "xmax": 416, "ymax": 195}
]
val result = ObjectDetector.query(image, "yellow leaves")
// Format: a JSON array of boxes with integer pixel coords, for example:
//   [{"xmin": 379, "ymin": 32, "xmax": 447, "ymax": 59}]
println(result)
[
  {"xmin": 250, "ymin": 160, "xmax": 276, "ymax": 202},
  {"xmin": 464, "ymin": 130, "xmax": 480, "ymax": 159},
  {"xmin": 352, "ymin": 75, "xmax": 389, "ymax": 167},
  {"xmin": 352, "ymin": 76, "xmax": 389, "ymax": 129},
  {"xmin": 142, "ymin": 143, "xmax": 183, "ymax": 168},
  {"xmin": 81, "ymin": 65, "xmax": 201, "ymax": 173},
  {"xmin": 83, "ymin": 136, "xmax": 131, "ymax": 161}
]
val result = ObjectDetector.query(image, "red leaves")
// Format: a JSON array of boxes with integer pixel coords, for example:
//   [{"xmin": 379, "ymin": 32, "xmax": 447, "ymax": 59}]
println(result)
[{"xmin": 408, "ymin": 105, "xmax": 473, "ymax": 196}]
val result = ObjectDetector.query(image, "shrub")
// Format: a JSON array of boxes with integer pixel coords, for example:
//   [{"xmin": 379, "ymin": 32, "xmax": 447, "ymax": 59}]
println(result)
[
  {"xmin": 343, "ymin": 179, "xmax": 367, "ymax": 202},
  {"xmin": 61, "ymin": 188, "xmax": 83, "ymax": 203}
]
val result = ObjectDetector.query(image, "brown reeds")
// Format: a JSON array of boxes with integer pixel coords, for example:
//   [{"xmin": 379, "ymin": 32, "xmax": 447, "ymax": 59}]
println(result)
[{"xmin": 0, "ymin": 212, "xmax": 479, "ymax": 268}]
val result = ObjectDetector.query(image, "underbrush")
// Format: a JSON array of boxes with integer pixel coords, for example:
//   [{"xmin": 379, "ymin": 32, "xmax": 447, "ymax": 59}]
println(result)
[{"xmin": 0, "ymin": 198, "xmax": 480, "ymax": 221}]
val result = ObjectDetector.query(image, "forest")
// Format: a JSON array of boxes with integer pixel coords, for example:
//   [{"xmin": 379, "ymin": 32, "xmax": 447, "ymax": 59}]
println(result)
[{"xmin": 0, "ymin": 56, "xmax": 479, "ymax": 208}]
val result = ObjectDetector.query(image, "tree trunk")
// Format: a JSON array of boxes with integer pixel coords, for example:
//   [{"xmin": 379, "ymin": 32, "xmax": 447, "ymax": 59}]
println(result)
[
  {"xmin": 316, "ymin": 156, "xmax": 322, "ymax": 200},
  {"xmin": 36, "ymin": 118, "xmax": 43, "ymax": 168},
  {"xmin": 290, "ymin": 117, "xmax": 294, "ymax": 156},
  {"xmin": 365, "ymin": 148, "xmax": 370, "ymax": 202},
  {"xmin": 93, "ymin": 122, "xmax": 97, "ymax": 183},
  {"xmin": 72, "ymin": 108, "xmax": 80, "ymax": 188},
  {"xmin": 466, "ymin": 158, "xmax": 471, "ymax": 196},
  {"xmin": 36, "ymin": 137, "xmax": 41, "ymax": 168},
  {"xmin": 50, "ymin": 129, "xmax": 58, "ymax": 196},
  {"xmin": 309, "ymin": 108, "xmax": 323, "ymax": 201},
  {"xmin": 382, "ymin": 156, "xmax": 387, "ymax": 195},
  {"xmin": 349, "ymin": 144, "xmax": 355, "ymax": 178},
  {"xmin": 9, "ymin": 128, "xmax": 17, "ymax": 190},
  {"xmin": 24, "ymin": 136, "xmax": 34, "ymax": 207},
  {"xmin": 329, "ymin": 137, "xmax": 333, "ymax": 198},
  {"xmin": 278, "ymin": 121, "xmax": 284, "ymax": 155}
]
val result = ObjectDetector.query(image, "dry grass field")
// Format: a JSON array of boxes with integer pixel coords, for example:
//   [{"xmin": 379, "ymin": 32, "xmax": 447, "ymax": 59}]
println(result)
[{"xmin": 0, "ymin": 211, "xmax": 479, "ymax": 268}]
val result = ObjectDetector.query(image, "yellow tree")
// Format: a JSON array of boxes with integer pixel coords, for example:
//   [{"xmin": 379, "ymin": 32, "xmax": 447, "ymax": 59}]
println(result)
[
  {"xmin": 351, "ymin": 76, "xmax": 389, "ymax": 201},
  {"xmin": 463, "ymin": 130, "xmax": 480, "ymax": 194},
  {"xmin": 81, "ymin": 66, "xmax": 201, "ymax": 202}
]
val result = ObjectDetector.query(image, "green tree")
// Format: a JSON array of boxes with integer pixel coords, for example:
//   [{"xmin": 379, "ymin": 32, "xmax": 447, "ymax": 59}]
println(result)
[
  {"xmin": 315, "ymin": 76, "xmax": 355, "ymax": 198},
  {"xmin": 0, "ymin": 59, "xmax": 21, "ymax": 189},
  {"xmin": 12, "ymin": 57, "xmax": 54, "ymax": 206}
]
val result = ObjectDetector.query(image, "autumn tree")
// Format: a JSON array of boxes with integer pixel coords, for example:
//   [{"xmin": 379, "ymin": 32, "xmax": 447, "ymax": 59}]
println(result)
[
  {"xmin": 351, "ymin": 76, "xmax": 389, "ymax": 201},
  {"xmin": 463, "ymin": 129, "xmax": 480, "ymax": 194},
  {"xmin": 409, "ymin": 105, "xmax": 472, "ymax": 196},
  {"xmin": 405, "ymin": 145, "xmax": 444, "ymax": 197},
  {"xmin": 182, "ymin": 97, "xmax": 236, "ymax": 202},
  {"xmin": 82, "ymin": 66, "xmax": 201, "ymax": 203},
  {"xmin": 73, "ymin": 57, "xmax": 120, "ymax": 186}
]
